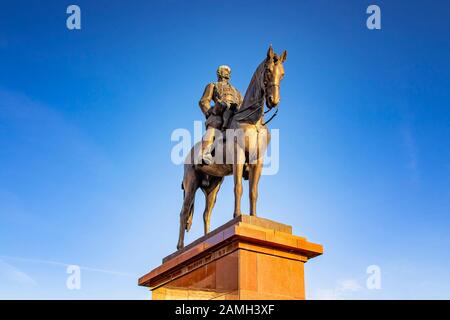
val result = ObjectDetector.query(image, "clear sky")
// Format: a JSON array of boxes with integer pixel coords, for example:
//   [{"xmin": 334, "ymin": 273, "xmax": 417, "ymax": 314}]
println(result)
[{"xmin": 0, "ymin": 0, "xmax": 449, "ymax": 299}]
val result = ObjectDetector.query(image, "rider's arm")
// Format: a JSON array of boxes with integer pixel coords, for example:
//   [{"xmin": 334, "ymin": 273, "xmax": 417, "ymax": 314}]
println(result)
[
  {"xmin": 237, "ymin": 91, "xmax": 243, "ymax": 109},
  {"xmin": 230, "ymin": 90, "xmax": 243, "ymax": 111},
  {"xmin": 199, "ymin": 83, "xmax": 214, "ymax": 117}
]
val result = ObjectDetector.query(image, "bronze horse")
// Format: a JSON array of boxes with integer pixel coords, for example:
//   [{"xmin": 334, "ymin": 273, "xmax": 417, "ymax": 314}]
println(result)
[{"xmin": 177, "ymin": 46, "xmax": 287, "ymax": 249}]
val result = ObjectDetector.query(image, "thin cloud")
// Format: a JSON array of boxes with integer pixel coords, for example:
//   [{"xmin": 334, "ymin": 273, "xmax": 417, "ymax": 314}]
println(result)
[
  {"xmin": 402, "ymin": 124, "xmax": 419, "ymax": 183},
  {"xmin": 0, "ymin": 259, "xmax": 38, "ymax": 287},
  {"xmin": 0, "ymin": 255, "xmax": 134, "ymax": 278},
  {"xmin": 0, "ymin": 87, "xmax": 112, "ymax": 175},
  {"xmin": 313, "ymin": 279, "xmax": 363, "ymax": 300}
]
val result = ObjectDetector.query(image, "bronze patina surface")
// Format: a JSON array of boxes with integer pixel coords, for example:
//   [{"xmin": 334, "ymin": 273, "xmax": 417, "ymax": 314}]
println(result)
[{"xmin": 177, "ymin": 46, "xmax": 287, "ymax": 250}]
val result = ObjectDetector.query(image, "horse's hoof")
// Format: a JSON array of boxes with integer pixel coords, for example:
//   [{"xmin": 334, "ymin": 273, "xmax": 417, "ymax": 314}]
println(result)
[
  {"xmin": 177, "ymin": 243, "xmax": 184, "ymax": 250},
  {"xmin": 233, "ymin": 212, "xmax": 242, "ymax": 218}
]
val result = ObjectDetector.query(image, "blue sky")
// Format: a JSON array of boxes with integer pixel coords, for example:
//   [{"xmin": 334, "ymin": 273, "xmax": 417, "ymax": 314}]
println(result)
[{"xmin": 0, "ymin": 0, "xmax": 449, "ymax": 299}]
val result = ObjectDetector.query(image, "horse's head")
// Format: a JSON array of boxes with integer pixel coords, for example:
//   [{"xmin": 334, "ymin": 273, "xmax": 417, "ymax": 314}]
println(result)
[{"xmin": 264, "ymin": 45, "xmax": 287, "ymax": 108}]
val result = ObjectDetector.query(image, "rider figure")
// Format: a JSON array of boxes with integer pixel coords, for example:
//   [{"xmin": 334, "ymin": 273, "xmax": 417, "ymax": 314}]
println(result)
[{"xmin": 199, "ymin": 65, "xmax": 243, "ymax": 165}]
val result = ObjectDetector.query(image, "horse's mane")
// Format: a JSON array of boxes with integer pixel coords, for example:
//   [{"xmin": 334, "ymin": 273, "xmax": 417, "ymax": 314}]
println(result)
[
  {"xmin": 242, "ymin": 60, "xmax": 265, "ymax": 107},
  {"xmin": 233, "ymin": 59, "xmax": 266, "ymax": 123}
]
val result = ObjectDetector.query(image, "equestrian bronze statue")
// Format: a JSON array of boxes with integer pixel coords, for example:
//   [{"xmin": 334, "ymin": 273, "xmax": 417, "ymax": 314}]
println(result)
[{"xmin": 177, "ymin": 46, "xmax": 287, "ymax": 249}]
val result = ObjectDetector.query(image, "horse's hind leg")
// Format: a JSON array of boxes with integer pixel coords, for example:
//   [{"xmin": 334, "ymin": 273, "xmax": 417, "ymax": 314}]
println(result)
[
  {"xmin": 177, "ymin": 167, "xmax": 198, "ymax": 250},
  {"xmin": 201, "ymin": 177, "xmax": 224, "ymax": 235},
  {"xmin": 233, "ymin": 145, "xmax": 245, "ymax": 218}
]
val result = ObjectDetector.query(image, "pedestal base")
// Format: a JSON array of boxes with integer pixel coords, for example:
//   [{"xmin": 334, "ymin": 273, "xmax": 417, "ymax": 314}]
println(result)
[{"xmin": 138, "ymin": 215, "xmax": 323, "ymax": 300}]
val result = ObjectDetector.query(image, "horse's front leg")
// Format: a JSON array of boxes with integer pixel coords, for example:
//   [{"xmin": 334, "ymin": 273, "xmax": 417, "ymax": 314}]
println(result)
[
  {"xmin": 249, "ymin": 126, "xmax": 269, "ymax": 216},
  {"xmin": 249, "ymin": 160, "xmax": 263, "ymax": 216}
]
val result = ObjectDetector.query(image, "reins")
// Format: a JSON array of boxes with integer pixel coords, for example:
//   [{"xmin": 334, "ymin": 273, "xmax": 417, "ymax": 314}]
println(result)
[
  {"xmin": 232, "ymin": 73, "xmax": 280, "ymax": 126},
  {"xmin": 262, "ymin": 105, "xmax": 278, "ymax": 125}
]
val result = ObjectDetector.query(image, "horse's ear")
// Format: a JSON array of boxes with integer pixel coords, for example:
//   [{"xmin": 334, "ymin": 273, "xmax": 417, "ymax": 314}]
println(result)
[
  {"xmin": 267, "ymin": 45, "xmax": 274, "ymax": 60},
  {"xmin": 280, "ymin": 50, "xmax": 287, "ymax": 63}
]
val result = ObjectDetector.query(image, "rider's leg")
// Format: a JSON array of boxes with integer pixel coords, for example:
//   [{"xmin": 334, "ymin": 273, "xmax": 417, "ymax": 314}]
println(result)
[
  {"xmin": 222, "ymin": 109, "xmax": 232, "ymax": 130},
  {"xmin": 202, "ymin": 126, "xmax": 216, "ymax": 165}
]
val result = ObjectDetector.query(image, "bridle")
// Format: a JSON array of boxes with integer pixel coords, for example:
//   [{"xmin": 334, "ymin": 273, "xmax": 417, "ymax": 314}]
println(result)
[
  {"xmin": 232, "ymin": 62, "xmax": 280, "ymax": 125},
  {"xmin": 261, "ymin": 65, "xmax": 280, "ymax": 125}
]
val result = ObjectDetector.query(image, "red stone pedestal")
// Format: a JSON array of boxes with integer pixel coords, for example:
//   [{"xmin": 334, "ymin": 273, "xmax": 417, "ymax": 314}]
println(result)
[{"xmin": 138, "ymin": 215, "xmax": 323, "ymax": 300}]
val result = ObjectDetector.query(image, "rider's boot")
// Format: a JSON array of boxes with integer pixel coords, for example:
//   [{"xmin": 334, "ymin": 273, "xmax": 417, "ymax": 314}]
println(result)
[{"xmin": 201, "ymin": 143, "xmax": 214, "ymax": 165}]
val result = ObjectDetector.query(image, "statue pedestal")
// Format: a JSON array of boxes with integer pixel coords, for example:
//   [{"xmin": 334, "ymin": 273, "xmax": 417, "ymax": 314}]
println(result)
[{"xmin": 138, "ymin": 215, "xmax": 323, "ymax": 300}]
